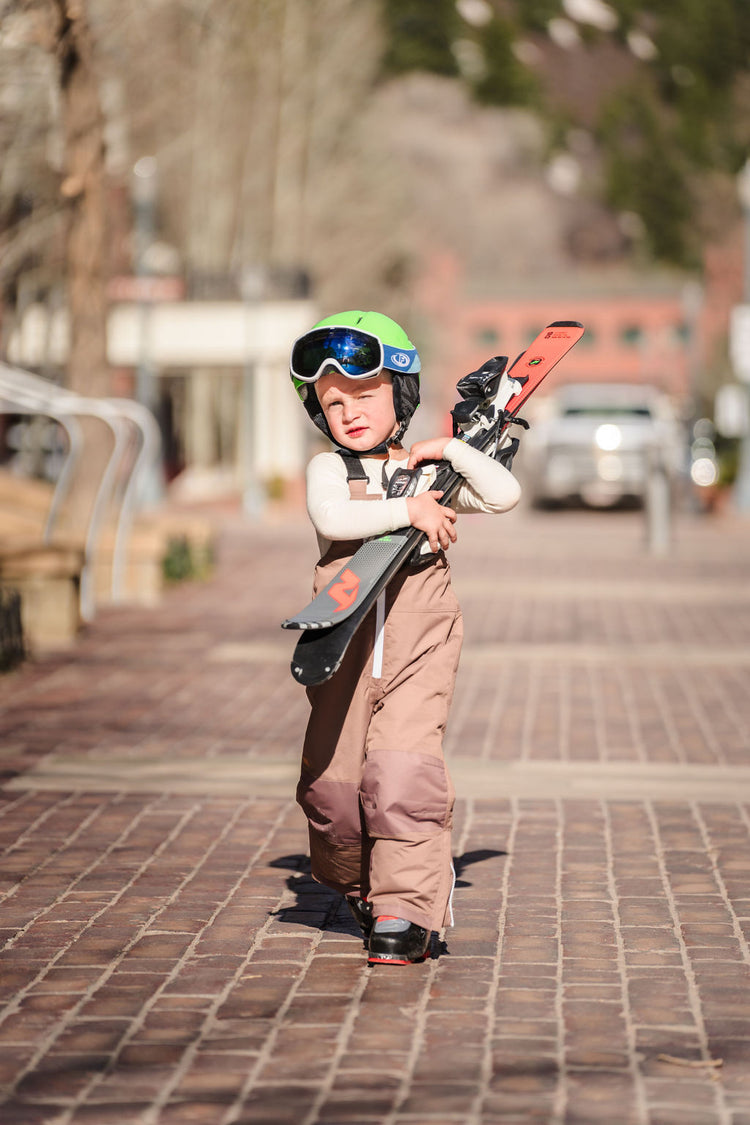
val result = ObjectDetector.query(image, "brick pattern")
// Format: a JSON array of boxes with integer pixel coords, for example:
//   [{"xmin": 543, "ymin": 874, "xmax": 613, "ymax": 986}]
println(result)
[
  {"xmin": 444, "ymin": 661, "xmax": 750, "ymax": 766},
  {"xmin": 1, "ymin": 793, "xmax": 750, "ymax": 1123},
  {"xmin": 1, "ymin": 508, "xmax": 750, "ymax": 1123}
]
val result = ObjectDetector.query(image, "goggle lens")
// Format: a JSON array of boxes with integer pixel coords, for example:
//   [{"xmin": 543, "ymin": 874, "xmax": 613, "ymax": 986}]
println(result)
[{"xmin": 291, "ymin": 327, "xmax": 383, "ymax": 382}]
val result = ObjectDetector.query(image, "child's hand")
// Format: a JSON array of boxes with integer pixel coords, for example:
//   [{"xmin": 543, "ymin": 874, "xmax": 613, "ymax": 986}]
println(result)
[
  {"xmin": 406, "ymin": 491, "xmax": 457, "ymax": 553},
  {"xmin": 407, "ymin": 438, "xmax": 450, "ymax": 470}
]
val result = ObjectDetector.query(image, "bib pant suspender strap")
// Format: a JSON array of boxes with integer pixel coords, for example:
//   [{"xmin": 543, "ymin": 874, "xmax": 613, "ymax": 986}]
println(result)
[
  {"xmin": 338, "ymin": 452, "xmax": 369, "ymax": 481},
  {"xmin": 338, "ymin": 452, "xmax": 386, "ymax": 677},
  {"xmin": 339, "ymin": 452, "xmax": 370, "ymax": 500}
]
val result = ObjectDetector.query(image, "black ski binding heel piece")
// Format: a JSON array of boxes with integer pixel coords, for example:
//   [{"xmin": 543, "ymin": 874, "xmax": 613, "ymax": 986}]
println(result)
[
  {"xmin": 387, "ymin": 464, "xmax": 444, "ymax": 568},
  {"xmin": 454, "ymin": 355, "xmax": 509, "ymax": 403},
  {"xmin": 386, "ymin": 466, "xmax": 423, "ymax": 499}
]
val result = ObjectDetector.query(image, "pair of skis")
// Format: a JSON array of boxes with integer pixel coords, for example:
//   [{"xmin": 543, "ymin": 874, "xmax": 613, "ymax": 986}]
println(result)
[{"xmin": 282, "ymin": 321, "xmax": 584, "ymax": 686}]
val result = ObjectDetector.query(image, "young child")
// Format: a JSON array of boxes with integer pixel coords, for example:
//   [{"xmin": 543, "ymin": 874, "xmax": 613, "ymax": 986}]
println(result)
[{"xmin": 289, "ymin": 310, "xmax": 521, "ymax": 965}]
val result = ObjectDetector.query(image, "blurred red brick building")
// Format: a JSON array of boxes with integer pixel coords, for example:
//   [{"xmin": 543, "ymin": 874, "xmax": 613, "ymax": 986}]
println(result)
[{"xmin": 416, "ymin": 237, "xmax": 744, "ymax": 426}]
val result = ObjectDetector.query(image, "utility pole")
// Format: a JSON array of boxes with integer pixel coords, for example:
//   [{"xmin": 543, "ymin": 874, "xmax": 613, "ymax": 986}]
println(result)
[{"xmin": 132, "ymin": 155, "xmax": 163, "ymax": 503}]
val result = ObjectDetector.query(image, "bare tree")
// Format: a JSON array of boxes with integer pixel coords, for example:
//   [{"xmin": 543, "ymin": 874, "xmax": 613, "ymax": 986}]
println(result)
[
  {"xmin": 1, "ymin": 0, "xmax": 418, "ymax": 396},
  {"xmin": 53, "ymin": 0, "xmax": 109, "ymax": 395},
  {"xmin": 1, "ymin": 0, "xmax": 109, "ymax": 395}
]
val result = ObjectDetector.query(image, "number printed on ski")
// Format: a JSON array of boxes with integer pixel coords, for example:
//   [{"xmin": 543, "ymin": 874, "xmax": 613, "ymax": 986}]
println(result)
[{"xmin": 283, "ymin": 320, "xmax": 584, "ymax": 685}]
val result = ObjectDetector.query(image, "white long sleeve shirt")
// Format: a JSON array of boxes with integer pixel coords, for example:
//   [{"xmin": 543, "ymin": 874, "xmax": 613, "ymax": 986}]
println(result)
[{"xmin": 306, "ymin": 437, "xmax": 521, "ymax": 555}]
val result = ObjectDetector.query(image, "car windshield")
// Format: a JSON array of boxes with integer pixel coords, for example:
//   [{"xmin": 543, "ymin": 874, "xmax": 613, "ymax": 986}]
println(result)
[{"xmin": 562, "ymin": 406, "xmax": 652, "ymax": 418}]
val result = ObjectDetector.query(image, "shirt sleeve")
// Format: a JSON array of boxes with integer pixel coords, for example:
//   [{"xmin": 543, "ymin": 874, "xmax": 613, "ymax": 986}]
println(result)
[
  {"xmin": 443, "ymin": 437, "xmax": 522, "ymax": 514},
  {"xmin": 305, "ymin": 453, "xmax": 411, "ymax": 541}
]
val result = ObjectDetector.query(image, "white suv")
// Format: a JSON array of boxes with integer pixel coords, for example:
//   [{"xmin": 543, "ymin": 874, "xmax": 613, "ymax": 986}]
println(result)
[{"xmin": 521, "ymin": 383, "xmax": 684, "ymax": 508}]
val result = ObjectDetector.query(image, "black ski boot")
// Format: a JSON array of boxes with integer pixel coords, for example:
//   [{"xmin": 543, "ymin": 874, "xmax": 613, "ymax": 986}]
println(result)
[
  {"xmin": 346, "ymin": 895, "xmax": 373, "ymax": 938},
  {"xmin": 367, "ymin": 916, "xmax": 430, "ymax": 965}
]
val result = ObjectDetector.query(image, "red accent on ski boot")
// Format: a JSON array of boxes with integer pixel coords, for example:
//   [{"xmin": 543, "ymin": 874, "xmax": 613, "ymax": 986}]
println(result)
[{"xmin": 367, "ymin": 917, "xmax": 430, "ymax": 965}]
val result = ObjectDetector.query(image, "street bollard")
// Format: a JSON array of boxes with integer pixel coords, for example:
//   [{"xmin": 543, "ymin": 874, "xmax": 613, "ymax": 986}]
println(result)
[{"xmin": 645, "ymin": 446, "xmax": 671, "ymax": 556}]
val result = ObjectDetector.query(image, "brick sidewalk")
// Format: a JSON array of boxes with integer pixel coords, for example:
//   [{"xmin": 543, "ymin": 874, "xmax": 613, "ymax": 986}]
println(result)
[{"xmin": 1, "ymin": 505, "xmax": 750, "ymax": 1124}]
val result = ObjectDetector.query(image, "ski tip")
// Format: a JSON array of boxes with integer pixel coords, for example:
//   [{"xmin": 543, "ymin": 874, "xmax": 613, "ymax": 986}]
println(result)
[
  {"xmin": 547, "ymin": 320, "xmax": 584, "ymax": 330},
  {"xmin": 282, "ymin": 618, "xmax": 334, "ymax": 631}
]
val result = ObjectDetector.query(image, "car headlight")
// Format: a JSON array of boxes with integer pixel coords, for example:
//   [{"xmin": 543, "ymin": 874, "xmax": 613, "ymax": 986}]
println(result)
[
  {"xmin": 690, "ymin": 457, "xmax": 718, "ymax": 487},
  {"xmin": 594, "ymin": 423, "xmax": 622, "ymax": 451}
]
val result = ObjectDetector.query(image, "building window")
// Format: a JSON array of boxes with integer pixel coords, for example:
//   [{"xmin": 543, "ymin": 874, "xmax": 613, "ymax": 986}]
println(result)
[
  {"xmin": 620, "ymin": 324, "xmax": 643, "ymax": 346},
  {"xmin": 476, "ymin": 326, "xmax": 500, "ymax": 347}
]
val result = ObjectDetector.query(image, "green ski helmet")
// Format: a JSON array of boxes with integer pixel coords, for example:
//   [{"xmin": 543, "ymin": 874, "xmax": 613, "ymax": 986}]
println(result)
[{"xmin": 289, "ymin": 310, "xmax": 421, "ymax": 453}]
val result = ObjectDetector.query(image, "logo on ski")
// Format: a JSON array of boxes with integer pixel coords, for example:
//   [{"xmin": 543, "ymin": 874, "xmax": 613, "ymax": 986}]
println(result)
[
  {"xmin": 329, "ymin": 568, "xmax": 361, "ymax": 612},
  {"xmin": 527, "ymin": 356, "xmax": 544, "ymax": 366}
]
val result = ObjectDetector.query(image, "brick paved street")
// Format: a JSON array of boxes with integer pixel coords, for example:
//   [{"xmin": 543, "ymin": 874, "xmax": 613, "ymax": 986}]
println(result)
[{"xmin": 1, "ymin": 502, "xmax": 750, "ymax": 1124}]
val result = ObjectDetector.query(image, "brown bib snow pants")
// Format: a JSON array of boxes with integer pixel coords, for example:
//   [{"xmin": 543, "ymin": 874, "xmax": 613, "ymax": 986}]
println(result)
[{"xmin": 297, "ymin": 532, "xmax": 463, "ymax": 932}]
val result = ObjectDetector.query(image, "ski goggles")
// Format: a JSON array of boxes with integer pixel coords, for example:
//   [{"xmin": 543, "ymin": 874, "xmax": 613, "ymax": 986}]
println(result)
[{"xmin": 290, "ymin": 326, "xmax": 419, "ymax": 384}]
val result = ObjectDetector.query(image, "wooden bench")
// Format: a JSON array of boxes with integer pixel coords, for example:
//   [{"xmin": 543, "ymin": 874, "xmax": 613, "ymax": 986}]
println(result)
[
  {"xmin": 0, "ymin": 469, "xmax": 215, "ymax": 652},
  {"xmin": 0, "ymin": 539, "xmax": 85, "ymax": 652}
]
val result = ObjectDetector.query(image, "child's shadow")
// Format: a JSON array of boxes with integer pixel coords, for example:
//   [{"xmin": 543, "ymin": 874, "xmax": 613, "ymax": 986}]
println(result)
[{"xmin": 268, "ymin": 848, "xmax": 507, "ymax": 959}]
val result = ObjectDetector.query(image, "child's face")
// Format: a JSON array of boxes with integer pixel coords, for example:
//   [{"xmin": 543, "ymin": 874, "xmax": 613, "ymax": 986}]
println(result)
[{"xmin": 316, "ymin": 369, "xmax": 397, "ymax": 452}]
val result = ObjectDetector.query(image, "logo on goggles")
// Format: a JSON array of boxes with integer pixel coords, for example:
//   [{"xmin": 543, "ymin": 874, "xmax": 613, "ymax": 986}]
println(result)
[{"xmin": 389, "ymin": 352, "xmax": 410, "ymax": 368}]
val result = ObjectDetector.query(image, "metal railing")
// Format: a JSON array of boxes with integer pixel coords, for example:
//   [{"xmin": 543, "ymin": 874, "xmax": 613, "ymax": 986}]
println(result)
[{"xmin": 0, "ymin": 362, "xmax": 161, "ymax": 620}]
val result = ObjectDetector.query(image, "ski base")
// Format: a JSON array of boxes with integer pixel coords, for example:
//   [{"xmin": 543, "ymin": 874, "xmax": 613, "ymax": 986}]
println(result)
[{"xmin": 291, "ymin": 625, "xmax": 346, "ymax": 685}]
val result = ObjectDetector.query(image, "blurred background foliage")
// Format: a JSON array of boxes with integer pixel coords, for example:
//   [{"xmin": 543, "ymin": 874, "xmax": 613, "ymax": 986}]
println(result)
[
  {"xmin": 383, "ymin": 0, "xmax": 750, "ymax": 268},
  {"xmin": 1, "ymin": 0, "xmax": 749, "ymax": 344}
]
